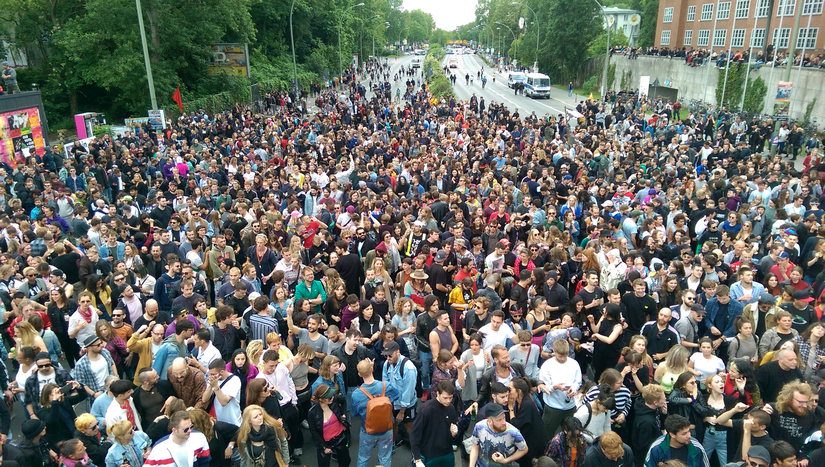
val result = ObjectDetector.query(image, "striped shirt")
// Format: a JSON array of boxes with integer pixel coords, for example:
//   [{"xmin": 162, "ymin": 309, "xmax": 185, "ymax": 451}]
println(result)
[
  {"xmin": 584, "ymin": 384, "xmax": 633, "ymax": 418},
  {"xmin": 248, "ymin": 313, "xmax": 279, "ymax": 342}
]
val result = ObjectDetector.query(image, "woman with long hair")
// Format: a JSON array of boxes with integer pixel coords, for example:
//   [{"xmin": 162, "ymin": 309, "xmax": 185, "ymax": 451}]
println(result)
[
  {"xmin": 310, "ymin": 355, "xmax": 345, "ymax": 401},
  {"xmin": 700, "ymin": 373, "xmax": 743, "ymax": 465},
  {"xmin": 38, "ymin": 383, "xmax": 79, "ymax": 450},
  {"xmin": 47, "ymin": 286, "xmax": 78, "ymax": 365},
  {"xmin": 654, "ymin": 345, "xmax": 691, "ymax": 395},
  {"xmin": 391, "ymin": 297, "xmax": 417, "ymax": 355},
  {"xmin": 323, "ymin": 282, "xmax": 348, "ymax": 328},
  {"xmin": 621, "ymin": 335, "xmax": 655, "ymax": 377},
  {"xmin": 246, "ymin": 340, "xmax": 264, "ymax": 369},
  {"xmin": 724, "ymin": 358, "xmax": 762, "ymax": 407},
  {"xmin": 728, "ymin": 317, "xmax": 759, "ymax": 365},
  {"xmin": 95, "ymin": 320, "xmax": 128, "ymax": 371},
  {"xmin": 797, "ymin": 321, "xmax": 825, "ymax": 380},
  {"xmin": 227, "ymin": 349, "xmax": 259, "ymax": 407},
  {"xmin": 188, "ymin": 408, "xmax": 240, "ymax": 467},
  {"xmin": 508, "ymin": 377, "xmax": 548, "ymax": 467},
  {"xmin": 13, "ymin": 321, "xmax": 48, "ymax": 354},
  {"xmin": 307, "ymin": 385, "xmax": 350, "ymax": 467},
  {"xmin": 104, "ymin": 420, "xmax": 152, "ymax": 467},
  {"xmin": 588, "ymin": 303, "xmax": 624, "ymax": 381},
  {"xmin": 245, "ymin": 379, "xmax": 283, "ymax": 420},
  {"xmin": 545, "ymin": 416, "xmax": 587, "ymax": 467},
  {"xmin": 236, "ymin": 404, "xmax": 290, "ymax": 467},
  {"xmin": 667, "ymin": 372, "xmax": 706, "ymax": 440},
  {"xmin": 84, "ymin": 274, "xmax": 113, "ymax": 315},
  {"xmin": 286, "ymin": 344, "xmax": 315, "ymax": 428}
]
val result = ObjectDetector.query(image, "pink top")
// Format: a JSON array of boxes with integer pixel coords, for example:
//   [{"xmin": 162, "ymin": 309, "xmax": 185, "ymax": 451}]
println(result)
[{"xmin": 322, "ymin": 412, "xmax": 346, "ymax": 442}]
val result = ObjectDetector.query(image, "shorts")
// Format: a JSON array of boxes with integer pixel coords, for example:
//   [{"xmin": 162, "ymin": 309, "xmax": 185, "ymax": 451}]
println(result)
[{"xmin": 393, "ymin": 403, "xmax": 417, "ymax": 423}]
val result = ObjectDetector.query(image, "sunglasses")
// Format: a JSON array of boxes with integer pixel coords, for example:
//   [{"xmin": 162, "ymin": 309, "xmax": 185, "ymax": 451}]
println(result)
[{"xmin": 38, "ymin": 363, "xmax": 52, "ymax": 369}]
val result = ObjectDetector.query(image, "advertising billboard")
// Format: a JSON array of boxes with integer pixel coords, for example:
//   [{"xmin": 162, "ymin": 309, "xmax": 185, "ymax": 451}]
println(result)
[
  {"xmin": 0, "ymin": 106, "xmax": 46, "ymax": 167},
  {"xmin": 773, "ymin": 81, "xmax": 792, "ymax": 121},
  {"xmin": 207, "ymin": 44, "xmax": 250, "ymax": 77}
]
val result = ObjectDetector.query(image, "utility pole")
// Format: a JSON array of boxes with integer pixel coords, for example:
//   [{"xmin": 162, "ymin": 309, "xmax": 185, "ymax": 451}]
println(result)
[
  {"xmin": 783, "ymin": 0, "xmax": 805, "ymax": 116},
  {"xmin": 135, "ymin": 0, "xmax": 157, "ymax": 110},
  {"xmin": 594, "ymin": 0, "xmax": 611, "ymax": 98},
  {"xmin": 290, "ymin": 0, "xmax": 298, "ymax": 94},
  {"xmin": 720, "ymin": 4, "xmax": 739, "ymax": 107}
]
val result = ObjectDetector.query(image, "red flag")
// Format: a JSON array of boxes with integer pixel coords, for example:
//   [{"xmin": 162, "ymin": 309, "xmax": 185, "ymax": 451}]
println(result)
[{"xmin": 171, "ymin": 86, "xmax": 184, "ymax": 112}]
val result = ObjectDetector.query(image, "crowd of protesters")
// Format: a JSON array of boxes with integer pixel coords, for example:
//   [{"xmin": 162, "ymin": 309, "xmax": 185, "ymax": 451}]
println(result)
[{"xmin": 0, "ymin": 53, "xmax": 825, "ymax": 467}]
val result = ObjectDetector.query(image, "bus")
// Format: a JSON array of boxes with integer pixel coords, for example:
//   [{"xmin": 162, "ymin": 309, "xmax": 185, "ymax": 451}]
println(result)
[{"xmin": 524, "ymin": 72, "xmax": 552, "ymax": 98}]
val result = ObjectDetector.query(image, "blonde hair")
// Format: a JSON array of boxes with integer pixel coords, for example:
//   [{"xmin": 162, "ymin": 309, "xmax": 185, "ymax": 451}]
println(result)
[
  {"xmin": 74, "ymin": 413, "xmax": 97, "ymax": 431},
  {"xmin": 246, "ymin": 340, "xmax": 264, "ymax": 368},
  {"xmin": 265, "ymin": 332, "xmax": 281, "ymax": 346},
  {"xmin": 109, "ymin": 420, "xmax": 135, "ymax": 444},
  {"xmin": 776, "ymin": 380, "xmax": 812, "ymax": 414},
  {"xmin": 15, "ymin": 322, "xmax": 38, "ymax": 349},
  {"xmin": 236, "ymin": 405, "xmax": 286, "ymax": 449},
  {"xmin": 662, "ymin": 345, "xmax": 690, "ymax": 374}
]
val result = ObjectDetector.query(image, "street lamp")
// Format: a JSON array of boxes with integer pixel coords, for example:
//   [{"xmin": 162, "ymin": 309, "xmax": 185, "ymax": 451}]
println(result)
[
  {"xmin": 289, "ymin": 0, "xmax": 299, "ymax": 94},
  {"xmin": 511, "ymin": 1, "xmax": 540, "ymax": 71},
  {"xmin": 495, "ymin": 22, "xmax": 516, "ymax": 60},
  {"xmin": 338, "ymin": 2, "xmax": 365, "ymax": 77},
  {"xmin": 372, "ymin": 22, "xmax": 390, "ymax": 57},
  {"xmin": 135, "ymin": 0, "xmax": 157, "ymax": 109},
  {"xmin": 593, "ymin": 0, "xmax": 611, "ymax": 98}
]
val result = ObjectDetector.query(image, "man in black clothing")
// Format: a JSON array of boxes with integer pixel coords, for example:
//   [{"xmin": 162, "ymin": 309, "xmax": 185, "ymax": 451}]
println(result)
[
  {"xmin": 757, "ymin": 349, "xmax": 803, "ymax": 403},
  {"xmin": 132, "ymin": 367, "xmax": 174, "ymax": 424},
  {"xmin": 428, "ymin": 250, "xmax": 451, "ymax": 304},
  {"xmin": 543, "ymin": 271, "xmax": 569, "ymax": 319},
  {"xmin": 410, "ymin": 380, "xmax": 459, "ymax": 467},
  {"xmin": 211, "ymin": 305, "xmax": 247, "ymax": 361},
  {"xmin": 621, "ymin": 278, "xmax": 657, "ymax": 337},
  {"xmin": 640, "ymin": 308, "xmax": 680, "ymax": 363},
  {"xmin": 334, "ymin": 240, "xmax": 365, "ymax": 296},
  {"xmin": 765, "ymin": 380, "xmax": 824, "ymax": 452},
  {"xmin": 150, "ymin": 196, "xmax": 173, "ymax": 227}
]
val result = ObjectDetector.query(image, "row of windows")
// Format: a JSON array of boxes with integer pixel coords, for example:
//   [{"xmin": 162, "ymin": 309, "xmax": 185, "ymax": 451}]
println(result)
[
  {"xmin": 661, "ymin": 27, "xmax": 819, "ymax": 48},
  {"xmin": 675, "ymin": 0, "xmax": 823, "ymax": 23}
]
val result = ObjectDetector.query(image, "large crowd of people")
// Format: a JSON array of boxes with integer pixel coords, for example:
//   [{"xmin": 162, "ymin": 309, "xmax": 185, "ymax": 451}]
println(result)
[{"xmin": 0, "ymin": 54, "xmax": 824, "ymax": 467}]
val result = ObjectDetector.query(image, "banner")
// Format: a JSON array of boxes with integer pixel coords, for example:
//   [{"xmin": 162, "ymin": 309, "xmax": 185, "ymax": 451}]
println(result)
[
  {"xmin": 147, "ymin": 110, "xmax": 166, "ymax": 131},
  {"xmin": 639, "ymin": 76, "xmax": 650, "ymax": 97},
  {"xmin": 0, "ymin": 107, "xmax": 46, "ymax": 168},
  {"xmin": 207, "ymin": 44, "xmax": 250, "ymax": 77},
  {"xmin": 773, "ymin": 81, "xmax": 792, "ymax": 121}
]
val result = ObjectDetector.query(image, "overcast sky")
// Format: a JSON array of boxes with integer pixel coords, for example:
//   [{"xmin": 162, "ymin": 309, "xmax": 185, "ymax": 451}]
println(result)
[{"xmin": 402, "ymin": 0, "xmax": 478, "ymax": 31}]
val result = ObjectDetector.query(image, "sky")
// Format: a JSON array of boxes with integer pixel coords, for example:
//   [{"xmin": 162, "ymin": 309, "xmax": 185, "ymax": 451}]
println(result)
[{"xmin": 402, "ymin": 0, "xmax": 478, "ymax": 31}]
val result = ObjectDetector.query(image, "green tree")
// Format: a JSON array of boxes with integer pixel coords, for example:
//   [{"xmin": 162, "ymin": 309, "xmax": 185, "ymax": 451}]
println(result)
[
  {"xmin": 638, "ymin": 0, "xmax": 658, "ymax": 47},
  {"xmin": 541, "ymin": 0, "xmax": 601, "ymax": 82}
]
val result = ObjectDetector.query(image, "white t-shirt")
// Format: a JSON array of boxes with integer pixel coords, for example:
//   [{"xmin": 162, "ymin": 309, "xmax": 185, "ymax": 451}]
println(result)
[
  {"xmin": 68, "ymin": 312, "xmax": 99, "ymax": 345},
  {"xmin": 689, "ymin": 353, "xmax": 725, "ymax": 382},
  {"xmin": 214, "ymin": 374, "xmax": 242, "ymax": 426},
  {"xmin": 89, "ymin": 355, "xmax": 110, "ymax": 390},
  {"xmin": 478, "ymin": 323, "xmax": 515, "ymax": 350}
]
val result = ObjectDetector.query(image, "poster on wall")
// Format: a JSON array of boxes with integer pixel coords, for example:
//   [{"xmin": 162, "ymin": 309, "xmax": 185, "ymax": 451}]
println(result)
[
  {"xmin": 639, "ymin": 76, "xmax": 650, "ymax": 97},
  {"xmin": 773, "ymin": 81, "xmax": 792, "ymax": 121},
  {"xmin": 207, "ymin": 44, "xmax": 250, "ymax": 77},
  {"xmin": 0, "ymin": 107, "xmax": 46, "ymax": 168}
]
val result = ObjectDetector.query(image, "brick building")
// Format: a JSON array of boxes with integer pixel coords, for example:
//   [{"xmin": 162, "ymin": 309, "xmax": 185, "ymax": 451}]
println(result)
[{"xmin": 654, "ymin": 0, "xmax": 824, "ymax": 53}]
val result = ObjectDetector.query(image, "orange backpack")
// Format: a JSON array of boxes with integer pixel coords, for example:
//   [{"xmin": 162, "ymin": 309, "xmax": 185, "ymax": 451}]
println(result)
[{"xmin": 359, "ymin": 382, "xmax": 394, "ymax": 435}]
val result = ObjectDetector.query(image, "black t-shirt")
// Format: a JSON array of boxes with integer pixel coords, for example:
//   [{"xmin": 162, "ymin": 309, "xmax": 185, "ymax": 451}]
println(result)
[
  {"xmin": 51, "ymin": 252, "xmax": 82, "ymax": 283},
  {"xmin": 669, "ymin": 444, "xmax": 689, "ymax": 463},
  {"xmin": 621, "ymin": 293, "xmax": 656, "ymax": 334}
]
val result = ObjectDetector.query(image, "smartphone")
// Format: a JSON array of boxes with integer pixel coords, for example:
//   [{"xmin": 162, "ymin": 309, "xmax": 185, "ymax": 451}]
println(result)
[{"xmin": 60, "ymin": 384, "xmax": 73, "ymax": 395}]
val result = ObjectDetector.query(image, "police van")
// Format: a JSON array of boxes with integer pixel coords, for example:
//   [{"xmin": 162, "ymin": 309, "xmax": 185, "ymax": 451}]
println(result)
[
  {"xmin": 507, "ymin": 71, "xmax": 527, "ymax": 89},
  {"xmin": 524, "ymin": 72, "xmax": 552, "ymax": 98}
]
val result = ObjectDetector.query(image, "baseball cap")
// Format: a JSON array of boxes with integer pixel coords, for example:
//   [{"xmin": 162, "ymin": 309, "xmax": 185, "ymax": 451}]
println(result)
[
  {"xmin": 792, "ymin": 289, "xmax": 814, "ymax": 303},
  {"xmin": 381, "ymin": 341, "xmax": 400, "ymax": 356},
  {"xmin": 746, "ymin": 446, "xmax": 770, "ymax": 464},
  {"xmin": 778, "ymin": 251, "xmax": 790, "ymax": 260},
  {"xmin": 758, "ymin": 293, "xmax": 777, "ymax": 305},
  {"xmin": 481, "ymin": 403, "xmax": 507, "ymax": 418}
]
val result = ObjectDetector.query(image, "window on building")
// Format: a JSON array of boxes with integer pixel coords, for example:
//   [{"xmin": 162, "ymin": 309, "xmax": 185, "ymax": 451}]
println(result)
[
  {"xmin": 750, "ymin": 28, "xmax": 766, "ymax": 47},
  {"xmin": 736, "ymin": 0, "xmax": 751, "ymax": 18},
  {"xmin": 698, "ymin": 29, "xmax": 711, "ymax": 46},
  {"xmin": 713, "ymin": 29, "xmax": 728, "ymax": 47},
  {"xmin": 687, "ymin": 5, "xmax": 697, "ymax": 21},
  {"xmin": 803, "ymin": 0, "xmax": 824, "ymax": 14},
  {"xmin": 755, "ymin": 0, "xmax": 771, "ymax": 16},
  {"xmin": 661, "ymin": 30, "xmax": 672, "ymax": 45},
  {"xmin": 684, "ymin": 30, "xmax": 694, "ymax": 45},
  {"xmin": 718, "ymin": 1, "xmax": 731, "ymax": 19},
  {"xmin": 701, "ymin": 3, "xmax": 714, "ymax": 20},
  {"xmin": 772, "ymin": 28, "xmax": 791, "ymax": 48},
  {"xmin": 664, "ymin": 7, "xmax": 674, "ymax": 22},
  {"xmin": 731, "ymin": 29, "xmax": 747, "ymax": 47},
  {"xmin": 777, "ymin": 0, "xmax": 796, "ymax": 16},
  {"xmin": 797, "ymin": 28, "xmax": 819, "ymax": 48}
]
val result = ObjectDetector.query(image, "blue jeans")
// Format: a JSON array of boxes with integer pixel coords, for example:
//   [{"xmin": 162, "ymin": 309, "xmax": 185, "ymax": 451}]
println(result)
[
  {"xmin": 418, "ymin": 350, "xmax": 432, "ymax": 389},
  {"xmin": 702, "ymin": 426, "xmax": 727, "ymax": 464},
  {"xmin": 357, "ymin": 429, "xmax": 392, "ymax": 467}
]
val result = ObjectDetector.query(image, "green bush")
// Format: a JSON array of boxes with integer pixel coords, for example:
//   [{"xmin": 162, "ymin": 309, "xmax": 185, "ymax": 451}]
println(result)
[
  {"xmin": 582, "ymin": 75, "xmax": 599, "ymax": 94},
  {"xmin": 743, "ymin": 76, "xmax": 767, "ymax": 114}
]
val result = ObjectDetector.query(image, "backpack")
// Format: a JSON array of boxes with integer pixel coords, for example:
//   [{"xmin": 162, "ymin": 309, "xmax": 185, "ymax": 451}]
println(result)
[
  {"xmin": 359, "ymin": 382, "xmax": 394, "ymax": 434},
  {"xmin": 399, "ymin": 356, "xmax": 424, "ymax": 398}
]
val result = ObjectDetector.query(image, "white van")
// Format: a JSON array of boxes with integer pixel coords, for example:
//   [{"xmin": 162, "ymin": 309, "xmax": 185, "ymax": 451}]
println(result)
[
  {"xmin": 411, "ymin": 57, "xmax": 422, "ymax": 68},
  {"xmin": 524, "ymin": 72, "xmax": 552, "ymax": 98},
  {"xmin": 507, "ymin": 71, "xmax": 527, "ymax": 89}
]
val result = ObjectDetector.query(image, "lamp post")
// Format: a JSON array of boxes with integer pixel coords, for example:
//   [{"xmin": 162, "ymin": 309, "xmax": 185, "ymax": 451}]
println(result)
[
  {"xmin": 495, "ymin": 22, "xmax": 516, "ymax": 59},
  {"xmin": 594, "ymin": 0, "xmax": 611, "ymax": 98},
  {"xmin": 373, "ymin": 21, "xmax": 390, "ymax": 58},
  {"xmin": 512, "ymin": 1, "xmax": 540, "ymax": 71},
  {"xmin": 135, "ymin": 0, "xmax": 157, "ymax": 110},
  {"xmin": 338, "ymin": 2, "xmax": 365, "ymax": 77},
  {"xmin": 289, "ymin": 0, "xmax": 298, "ymax": 94}
]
